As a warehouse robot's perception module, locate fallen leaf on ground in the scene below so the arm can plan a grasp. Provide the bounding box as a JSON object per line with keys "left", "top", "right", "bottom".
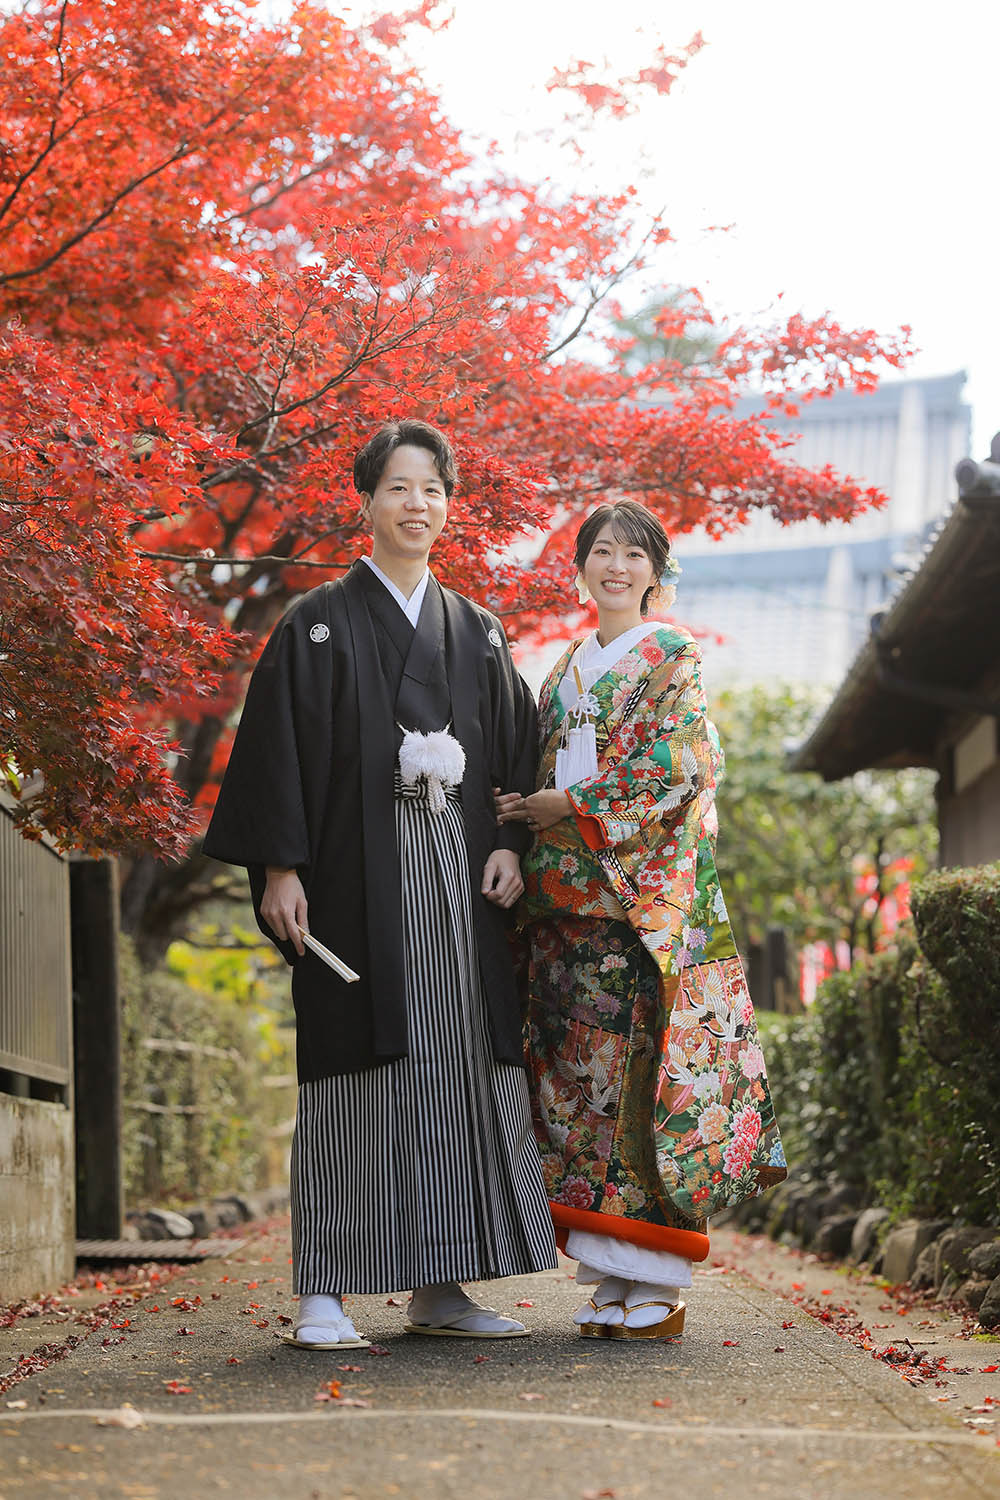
{"left": 791, "top": 1282, "right": 805, "bottom": 1291}
{"left": 515, "top": 1300, "right": 534, "bottom": 1308}
{"left": 774, "top": 1346, "right": 786, "bottom": 1353}
{"left": 277, "top": 1315, "right": 292, "bottom": 1325}
{"left": 651, "top": 1398, "right": 671, "bottom": 1408}
{"left": 314, "top": 1380, "right": 342, "bottom": 1403}
{"left": 226, "top": 1357, "right": 241, "bottom": 1365}
{"left": 474, "top": 1355, "right": 490, "bottom": 1364}
{"left": 982, "top": 1365, "right": 999, "bottom": 1373}
{"left": 722, "top": 1340, "right": 740, "bottom": 1347}
{"left": 781, "top": 1320, "right": 795, "bottom": 1329}
{"left": 386, "top": 1296, "right": 405, "bottom": 1306}
{"left": 177, "top": 1327, "right": 195, "bottom": 1336}
{"left": 96, "top": 1406, "right": 145, "bottom": 1429}
{"left": 367, "top": 1345, "right": 390, "bottom": 1356}
{"left": 337, "top": 1398, "right": 373, "bottom": 1407}
{"left": 519, "top": 1392, "right": 544, "bottom": 1401}
{"left": 337, "top": 1364, "right": 363, "bottom": 1372}
{"left": 163, "top": 1380, "right": 191, "bottom": 1395}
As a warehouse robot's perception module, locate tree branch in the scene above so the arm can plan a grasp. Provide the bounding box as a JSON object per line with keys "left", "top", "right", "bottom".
{"left": 0, "top": 51, "right": 289, "bottom": 286}
{"left": 137, "top": 550, "right": 349, "bottom": 569}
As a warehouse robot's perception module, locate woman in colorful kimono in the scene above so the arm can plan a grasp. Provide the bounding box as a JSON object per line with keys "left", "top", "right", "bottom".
{"left": 497, "top": 500, "right": 786, "bottom": 1340}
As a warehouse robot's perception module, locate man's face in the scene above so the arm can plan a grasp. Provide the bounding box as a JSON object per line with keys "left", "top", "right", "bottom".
{"left": 362, "top": 444, "right": 448, "bottom": 567}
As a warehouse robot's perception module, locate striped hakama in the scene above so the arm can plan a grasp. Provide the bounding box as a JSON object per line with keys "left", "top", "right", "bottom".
{"left": 290, "top": 777, "right": 557, "bottom": 1295}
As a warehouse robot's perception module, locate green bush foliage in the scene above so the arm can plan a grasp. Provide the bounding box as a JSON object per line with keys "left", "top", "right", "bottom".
{"left": 120, "top": 933, "right": 296, "bottom": 1206}
{"left": 712, "top": 683, "right": 937, "bottom": 957}
{"left": 766, "top": 864, "right": 1000, "bottom": 1227}
{"left": 911, "top": 864, "right": 1000, "bottom": 1028}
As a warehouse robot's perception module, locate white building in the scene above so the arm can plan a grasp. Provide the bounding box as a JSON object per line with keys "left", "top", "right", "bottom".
{"left": 674, "top": 371, "right": 972, "bottom": 686}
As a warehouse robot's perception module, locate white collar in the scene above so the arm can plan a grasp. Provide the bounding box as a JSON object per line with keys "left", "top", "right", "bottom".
{"left": 361, "top": 556, "right": 431, "bottom": 628}
{"left": 577, "top": 620, "right": 662, "bottom": 671}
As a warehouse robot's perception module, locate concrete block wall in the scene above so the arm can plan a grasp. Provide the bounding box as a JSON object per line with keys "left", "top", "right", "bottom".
{"left": 1, "top": 1093, "right": 75, "bottom": 1301}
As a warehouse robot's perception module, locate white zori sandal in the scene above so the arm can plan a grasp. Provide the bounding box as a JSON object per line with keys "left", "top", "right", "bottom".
{"left": 404, "top": 1282, "right": 529, "bottom": 1339}
{"left": 281, "top": 1293, "right": 371, "bottom": 1350}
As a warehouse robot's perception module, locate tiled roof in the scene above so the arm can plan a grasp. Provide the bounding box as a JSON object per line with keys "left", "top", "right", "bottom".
{"left": 787, "top": 457, "right": 1000, "bottom": 779}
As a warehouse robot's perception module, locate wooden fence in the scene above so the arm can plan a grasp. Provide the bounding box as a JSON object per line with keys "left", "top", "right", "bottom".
{"left": 0, "top": 795, "right": 75, "bottom": 1298}
{"left": 0, "top": 800, "right": 72, "bottom": 1091}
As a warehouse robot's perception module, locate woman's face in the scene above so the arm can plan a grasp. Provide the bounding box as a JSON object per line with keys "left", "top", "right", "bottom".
{"left": 582, "top": 525, "right": 658, "bottom": 623}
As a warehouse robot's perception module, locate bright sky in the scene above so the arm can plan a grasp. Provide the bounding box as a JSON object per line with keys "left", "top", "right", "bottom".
{"left": 369, "top": 0, "right": 1000, "bottom": 457}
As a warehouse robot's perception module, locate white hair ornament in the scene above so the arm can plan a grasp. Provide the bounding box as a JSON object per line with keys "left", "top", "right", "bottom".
{"left": 658, "top": 553, "right": 681, "bottom": 610}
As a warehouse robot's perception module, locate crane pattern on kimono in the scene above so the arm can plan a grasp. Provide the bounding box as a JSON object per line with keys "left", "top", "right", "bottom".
{"left": 554, "top": 1033, "right": 621, "bottom": 1118}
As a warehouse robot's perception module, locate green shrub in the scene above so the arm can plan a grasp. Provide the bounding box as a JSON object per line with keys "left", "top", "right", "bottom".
{"left": 763, "top": 941, "right": 914, "bottom": 1194}
{"left": 754, "top": 1009, "right": 818, "bottom": 1175}
{"left": 771, "top": 863, "right": 1000, "bottom": 1228}
{"left": 911, "top": 864, "right": 1000, "bottom": 1033}
{"left": 120, "top": 936, "right": 296, "bottom": 1206}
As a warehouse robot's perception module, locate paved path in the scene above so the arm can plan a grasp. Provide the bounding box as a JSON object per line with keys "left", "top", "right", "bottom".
{"left": 2, "top": 1223, "right": 998, "bottom": 1500}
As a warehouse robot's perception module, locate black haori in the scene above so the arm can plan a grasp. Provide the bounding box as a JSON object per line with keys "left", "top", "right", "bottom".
{"left": 290, "top": 778, "right": 557, "bottom": 1295}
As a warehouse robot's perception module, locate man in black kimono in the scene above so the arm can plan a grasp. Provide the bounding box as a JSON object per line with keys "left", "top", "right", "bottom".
{"left": 204, "top": 419, "right": 557, "bottom": 1347}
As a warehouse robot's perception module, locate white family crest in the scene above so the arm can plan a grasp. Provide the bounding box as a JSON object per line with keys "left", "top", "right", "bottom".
{"left": 488, "top": 627, "right": 503, "bottom": 648}
{"left": 309, "top": 623, "right": 330, "bottom": 643}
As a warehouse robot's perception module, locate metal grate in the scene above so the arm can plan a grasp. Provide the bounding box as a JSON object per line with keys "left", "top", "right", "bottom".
{"left": 76, "top": 1238, "right": 246, "bottom": 1262}
{"left": 0, "top": 801, "right": 72, "bottom": 1085}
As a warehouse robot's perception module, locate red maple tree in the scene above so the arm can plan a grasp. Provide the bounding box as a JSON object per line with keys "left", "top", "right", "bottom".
{"left": 0, "top": 2, "right": 910, "bottom": 944}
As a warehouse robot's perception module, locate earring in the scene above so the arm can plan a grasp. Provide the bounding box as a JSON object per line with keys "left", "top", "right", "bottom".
{"left": 576, "top": 574, "right": 591, "bottom": 605}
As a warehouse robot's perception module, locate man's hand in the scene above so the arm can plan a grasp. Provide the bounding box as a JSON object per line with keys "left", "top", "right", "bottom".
{"left": 496, "top": 788, "right": 572, "bottom": 833}
{"left": 494, "top": 787, "right": 532, "bottom": 824}
{"left": 262, "top": 867, "right": 308, "bottom": 955}
{"left": 481, "top": 849, "right": 524, "bottom": 909}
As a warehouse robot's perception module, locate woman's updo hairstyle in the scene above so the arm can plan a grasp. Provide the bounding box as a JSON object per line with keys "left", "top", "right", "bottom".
{"left": 574, "top": 500, "right": 672, "bottom": 617}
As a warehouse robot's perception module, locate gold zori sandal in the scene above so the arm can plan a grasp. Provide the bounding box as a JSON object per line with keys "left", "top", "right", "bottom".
{"left": 607, "top": 1298, "right": 686, "bottom": 1340}
{"left": 577, "top": 1296, "right": 625, "bottom": 1339}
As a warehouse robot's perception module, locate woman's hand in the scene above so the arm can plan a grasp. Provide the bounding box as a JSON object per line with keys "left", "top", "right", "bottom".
{"left": 496, "top": 788, "right": 573, "bottom": 832}
{"left": 262, "top": 867, "right": 308, "bottom": 955}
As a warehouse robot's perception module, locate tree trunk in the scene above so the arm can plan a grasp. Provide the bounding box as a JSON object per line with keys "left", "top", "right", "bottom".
{"left": 119, "top": 589, "right": 288, "bottom": 956}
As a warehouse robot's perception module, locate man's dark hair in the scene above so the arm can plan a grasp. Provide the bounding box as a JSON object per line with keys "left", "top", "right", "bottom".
{"left": 353, "top": 419, "right": 458, "bottom": 498}
{"left": 574, "top": 500, "right": 672, "bottom": 616}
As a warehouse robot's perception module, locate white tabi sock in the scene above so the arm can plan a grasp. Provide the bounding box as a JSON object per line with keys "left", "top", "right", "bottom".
{"left": 296, "top": 1292, "right": 361, "bottom": 1344}
{"left": 408, "top": 1281, "right": 526, "bottom": 1335}
{"left": 621, "top": 1280, "right": 683, "bottom": 1329}
{"left": 573, "top": 1274, "right": 627, "bottom": 1326}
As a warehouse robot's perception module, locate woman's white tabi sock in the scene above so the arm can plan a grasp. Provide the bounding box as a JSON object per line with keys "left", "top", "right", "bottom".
{"left": 621, "top": 1280, "right": 683, "bottom": 1329}
{"left": 295, "top": 1292, "right": 361, "bottom": 1344}
{"left": 409, "top": 1281, "right": 526, "bottom": 1335}
{"left": 573, "top": 1274, "right": 627, "bottom": 1327}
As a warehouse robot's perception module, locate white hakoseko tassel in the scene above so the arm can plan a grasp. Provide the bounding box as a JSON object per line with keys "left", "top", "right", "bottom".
{"left": 555, "top": 685, "right": 599, "bottom": 793}
{"left": 398, "top": 727, "right": 466, "bottom": 814}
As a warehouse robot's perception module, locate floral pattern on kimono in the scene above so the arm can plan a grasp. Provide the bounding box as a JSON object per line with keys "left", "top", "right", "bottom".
{"left": 520, "top": 624, "right": 787, "bottom": 1220}
{"left": 528, "top": 915, "right": 695, "bottom": 1232}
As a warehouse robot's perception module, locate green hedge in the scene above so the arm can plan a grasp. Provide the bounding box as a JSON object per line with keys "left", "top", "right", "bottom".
{"left": 765, "top": 862, "right": 1000, "bottom": 1227}
{"left": 120, "top": 936, "right": 296, "bottom": 1206}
